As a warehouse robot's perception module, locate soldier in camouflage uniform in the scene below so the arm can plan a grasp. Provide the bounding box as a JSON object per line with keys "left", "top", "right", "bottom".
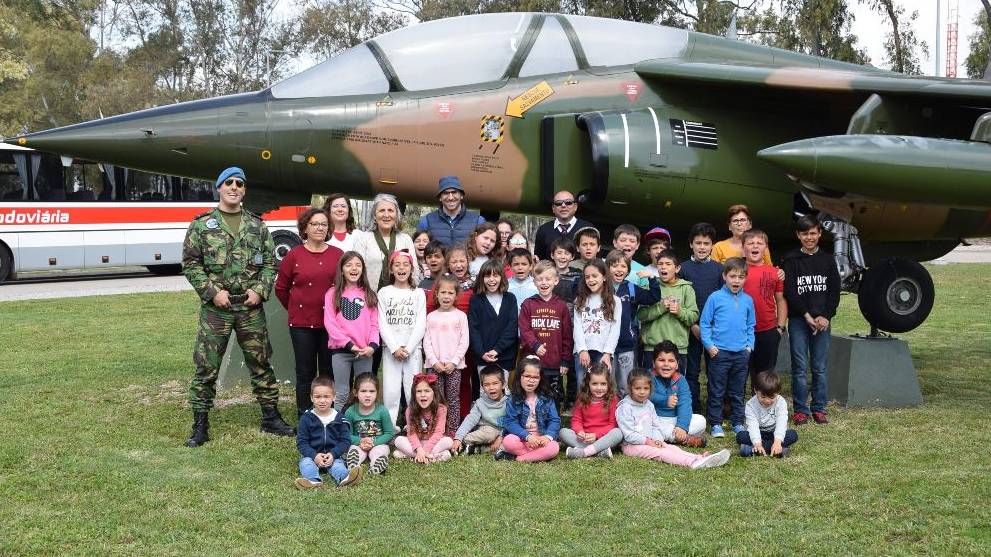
{"left": 181, "top": 166, "right": 295, "bottom": 447}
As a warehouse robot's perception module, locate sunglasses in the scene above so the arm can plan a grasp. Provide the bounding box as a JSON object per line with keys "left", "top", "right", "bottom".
{"left": 223, "top": 178, "right": 245, "bottom": 188}
{"left": 552, "top": 200, "right": 575, "bottom": 207}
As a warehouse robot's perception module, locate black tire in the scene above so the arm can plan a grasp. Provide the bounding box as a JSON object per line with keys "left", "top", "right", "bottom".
{"left": 0, "top": 242, "right": 12, "bottom": 283}
{"left": 271, "top": 230, "right": 302, "bottom": 263}
{"left": 857, "top": 258, "right": 934, "bottom": 333}
{"left": 146, "top": 264, "right": 182, "bottom": 276}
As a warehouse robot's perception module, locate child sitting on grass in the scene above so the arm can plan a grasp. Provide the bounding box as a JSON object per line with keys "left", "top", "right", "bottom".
{"left": 295, "top": 376, "right": 362, "bottom": 489}
{"left": 560, "top": 362, "right": 623, "bottom": 459}
{"left": 343, "top": 373, "right": 394, "bottom": 475}
{"left": 649, "top": 341, "right": 707, "bottom": 448}
{"left": 495, "top": 356, "right": 562, "bottom": 462}
{"left": 739, "top": 371, "right": 798, "bottom": 458}
{"left": 453, "top": 365, "right": 507, "bottom": 455}
{"left": 617, "top": 369, "right": 730, "bottom": 470}
{"left": 393, "top": 374, "right": 454, "bottom": 463}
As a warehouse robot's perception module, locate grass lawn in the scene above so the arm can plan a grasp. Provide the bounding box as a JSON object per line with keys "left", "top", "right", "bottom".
{"left": 2, "top": 264, "right": 989, "bottom": 556}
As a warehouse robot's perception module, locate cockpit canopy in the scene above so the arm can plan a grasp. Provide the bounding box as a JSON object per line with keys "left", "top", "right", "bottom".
{"left": 270, "top": 13, "right": 688, "bottom": 99}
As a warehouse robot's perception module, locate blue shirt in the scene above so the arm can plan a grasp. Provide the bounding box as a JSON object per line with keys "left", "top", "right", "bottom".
{"left": 699, "top": 285, "right": 755, "bottom": 352}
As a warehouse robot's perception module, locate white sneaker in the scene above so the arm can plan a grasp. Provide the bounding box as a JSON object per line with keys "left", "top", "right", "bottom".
{"left": 566, "top": 447, "right": 584, "bottom": 459}
{"left": 596, "top": 447, "right": 613, "bottom": 459}
{"left": 392, "top": 449, "right": 407, "bottom": 459}
{"left": 691, "top": 449, "right": 731, "bottom": 470}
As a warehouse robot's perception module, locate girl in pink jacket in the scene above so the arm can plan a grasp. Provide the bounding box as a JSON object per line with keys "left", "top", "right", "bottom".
{"left": 393, "top": 374, "right": 453, "bottom": 463}
{"left": 424, "top": 274, "right": 470, "bottom": 436}
{"left": 324, "top": 251, "right": 380, "bottom": 410}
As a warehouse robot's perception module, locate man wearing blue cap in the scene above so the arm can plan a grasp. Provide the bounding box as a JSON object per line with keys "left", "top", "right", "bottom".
{"left": 417, "top": 176, "right": 485, "bottom": 247}
{"left": 180, "top": 167, "right": 295, "bottom": 447}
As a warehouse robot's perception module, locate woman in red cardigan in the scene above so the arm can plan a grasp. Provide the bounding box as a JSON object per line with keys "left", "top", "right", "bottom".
{"left": 275, "top": 207, "right": 343, "bottom": 416}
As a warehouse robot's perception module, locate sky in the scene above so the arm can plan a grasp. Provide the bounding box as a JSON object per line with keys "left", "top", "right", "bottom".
{"left": 269, "top": 1, "right": 991, "bottom": 78}
{"left": 849, "top": 0, "right": 986, "bottom": 77}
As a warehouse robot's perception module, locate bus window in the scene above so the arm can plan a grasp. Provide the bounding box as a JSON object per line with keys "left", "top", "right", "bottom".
{"left": 32, "top": 155, "right": 66, "bottom": 201}
{"left": 0, "top": 162, "right": 25, "bottom": 200}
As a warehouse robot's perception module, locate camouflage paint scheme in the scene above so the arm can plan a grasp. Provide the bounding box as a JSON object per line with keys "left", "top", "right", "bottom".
{"left": 10, "top": 13, "right": 991, "bottom": 260}
{"left": 182, "top": 207, "right": 279, "bottom": 409}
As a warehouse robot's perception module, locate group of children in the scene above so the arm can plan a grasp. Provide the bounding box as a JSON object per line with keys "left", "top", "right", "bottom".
{"left": 297, "top": 209, "right": 840, "bottom": 488}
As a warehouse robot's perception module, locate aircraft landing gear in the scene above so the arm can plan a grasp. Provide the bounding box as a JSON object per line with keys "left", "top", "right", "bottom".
{"left": 820, "top": 215, "right": 934, "bottom": 334}
{"left": 271, "top": 230, "right": 302, "bottom": 263}
{"left": 856, "top": 258, "right": 934, "bottom": 334}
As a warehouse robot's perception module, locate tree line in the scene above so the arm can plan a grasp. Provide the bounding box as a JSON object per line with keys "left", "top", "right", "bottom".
{"left": 2, "top": 0, "right": 990, "bottom": 137}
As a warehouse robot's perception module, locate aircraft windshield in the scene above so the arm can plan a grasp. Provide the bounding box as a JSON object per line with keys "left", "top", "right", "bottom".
{"left": 270, "top": 45, "right": 389, "bottom": 99}
{"left": 519, "top": 15, "right": 577, "bottom": 77}
{"left": 374, "top": 12, "right": 532, "bottom": 91}
{"left": 566, "top": 15, "right": 688, "bottom": 67}
{"left": 269, "top": 13, "right": 691, "bottom": 98}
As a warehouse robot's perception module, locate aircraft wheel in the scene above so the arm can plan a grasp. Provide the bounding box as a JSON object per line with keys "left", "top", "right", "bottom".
{"left": 271, "top": 230, "right": 302, "bottom": 263}
{"left": 0, "top": 242, "right": 12, "bottom": 283}
{"left": 146, "top": 264, "right": 182, "bottom": 276}
{"left": 857, "top": 258, "right": 934, "bottom": 333}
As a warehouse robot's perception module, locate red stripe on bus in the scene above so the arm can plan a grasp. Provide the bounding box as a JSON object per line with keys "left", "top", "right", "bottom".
{"left": 0, "top": 205, "right": 308, "bottom": 226}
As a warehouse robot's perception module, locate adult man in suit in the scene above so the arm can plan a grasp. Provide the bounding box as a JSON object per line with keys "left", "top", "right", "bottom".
{"left": 533, "top": 190, "right": 594, "bottom": 261}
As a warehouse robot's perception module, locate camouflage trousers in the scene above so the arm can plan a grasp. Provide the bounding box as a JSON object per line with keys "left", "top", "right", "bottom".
{"left": 189, "top": 304, "right": 279, "bottom": 411}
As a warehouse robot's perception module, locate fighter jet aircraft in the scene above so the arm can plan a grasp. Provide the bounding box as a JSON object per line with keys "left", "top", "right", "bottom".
{"left": 9, "top": 12, "right": 991, "bottom": 333}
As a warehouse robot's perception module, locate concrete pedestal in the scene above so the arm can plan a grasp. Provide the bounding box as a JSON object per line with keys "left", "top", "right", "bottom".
{"left": 825, "top": 335, "right": 922, "bottom": 407}
{"left": 219, "top": 298, "right": 296, "bottom": 389}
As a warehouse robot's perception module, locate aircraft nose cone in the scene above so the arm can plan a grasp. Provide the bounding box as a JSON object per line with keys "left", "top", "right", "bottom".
{"left": 757, "top": 139, "right": 819, "bottom": 181}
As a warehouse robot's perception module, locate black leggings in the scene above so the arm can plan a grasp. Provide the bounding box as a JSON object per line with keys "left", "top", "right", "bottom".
{"left": 288, "top": 327, "right": 332, "bottom": 415}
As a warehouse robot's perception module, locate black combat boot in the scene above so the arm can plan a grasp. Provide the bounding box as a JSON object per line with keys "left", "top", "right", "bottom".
{"left": 260, "top": 405, "right": 295, "bottom": 436}
{"left": 185, "top": 411, "right": 210, "bottom": 448}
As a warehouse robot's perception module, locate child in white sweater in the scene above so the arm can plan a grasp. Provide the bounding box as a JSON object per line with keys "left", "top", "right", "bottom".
{"left": 739, "top": 371, "right": 798, "bottom": 457}
{"left": 573, "top": 260, "right": 622, "bottom": 389}
{"left": 377, "top": 251, "right": 427, "bottom": 425}
{"left": 617, "top": 369, "right": 729, "bottom": 469}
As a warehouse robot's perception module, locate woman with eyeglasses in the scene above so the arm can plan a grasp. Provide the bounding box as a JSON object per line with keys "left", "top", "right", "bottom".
{"left": 275, "top": 206, "right": 344, "bottom": 416}
{"left": 711, "top": 204, "right": 773, "bottom": 265}
{"left": 322, "top": 193, "right": 356, "bottom": 252}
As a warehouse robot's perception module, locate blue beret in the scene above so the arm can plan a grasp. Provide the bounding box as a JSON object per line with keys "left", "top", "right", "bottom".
{"left": 215, "top": 167, "right": 246, "bottom": 189}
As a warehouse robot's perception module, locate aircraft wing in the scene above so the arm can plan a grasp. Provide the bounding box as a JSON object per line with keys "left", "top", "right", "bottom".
{"left": 635, "top": 59, "right": 991, "bottom": 208}
{"left": 634, "top": 59, "right": 991, "bottom": 102}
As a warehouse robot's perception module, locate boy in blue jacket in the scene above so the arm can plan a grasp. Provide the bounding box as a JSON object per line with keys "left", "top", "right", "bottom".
{"left": 648, "top": 341, "right": 707, "bottom": 447}
{"left": 295, "top": 376, "right": 361, "bottom": 489}
{"left": 606, "top": 249, "right": 660, "bottom": 395}
{"left": 699, "top": 257, "right": 755, "bottom": 438}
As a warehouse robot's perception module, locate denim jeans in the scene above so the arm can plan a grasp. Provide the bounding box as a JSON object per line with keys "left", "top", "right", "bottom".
{"left": 685, "top": 334, "right": 709, "bottom": 414}
{"left": 705, "top": 349, "right": 749, "bottom": 426}
{"left": 574, "top": 350, "right": 603, "bottom": 394}
{"left": 789, "top": 317, "right": 831, "bottom": 414}
{"left": 736, "top": 429, "right": 798, "bottom": 453}
{"left": 298, "top": 456, "right": 348, "bottom": 484}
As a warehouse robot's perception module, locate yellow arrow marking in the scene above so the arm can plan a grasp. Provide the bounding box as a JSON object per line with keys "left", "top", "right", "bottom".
{"left": 505, "top": 81, "right": 554, "bottom": 118}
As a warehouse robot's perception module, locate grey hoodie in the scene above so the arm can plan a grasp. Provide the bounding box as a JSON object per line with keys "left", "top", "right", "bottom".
{"left": 616, "top": 395, "right": 664, "bottom": 446}
{"left": 454, "top": 394, "right": 508, "bottom": 440}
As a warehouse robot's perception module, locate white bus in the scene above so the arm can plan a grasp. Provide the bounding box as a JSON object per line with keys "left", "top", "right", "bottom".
{"left": 0, "top": 145, "right": 306, "bottom": 282}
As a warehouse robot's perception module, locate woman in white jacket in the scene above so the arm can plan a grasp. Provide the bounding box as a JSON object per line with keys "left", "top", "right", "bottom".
{"left": 377, "top": 250, "right": 427, "bottom": 425}
{"left": 353, "top": 193, "right": 422, "bottom": 291}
